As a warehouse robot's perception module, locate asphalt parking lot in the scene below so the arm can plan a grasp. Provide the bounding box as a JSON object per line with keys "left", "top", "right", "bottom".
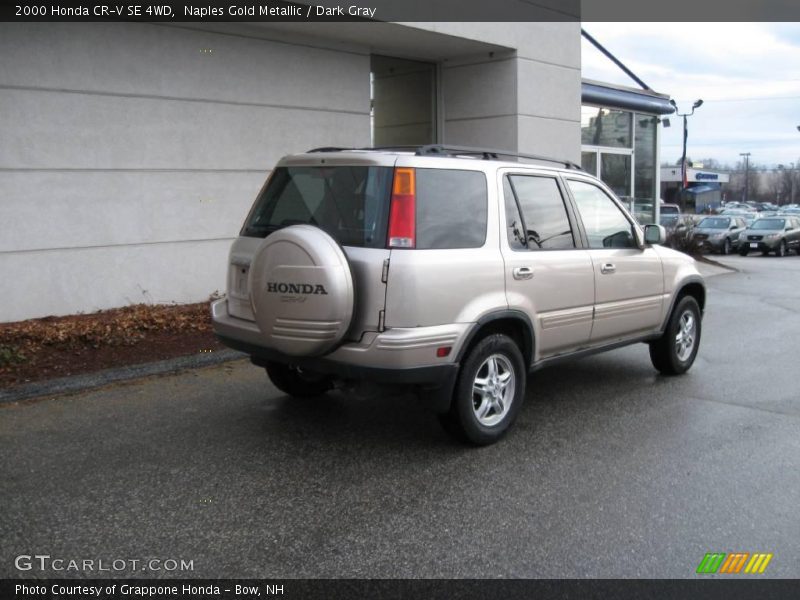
{"left": 2, "top": 254, "right": 799, "bottom": 579}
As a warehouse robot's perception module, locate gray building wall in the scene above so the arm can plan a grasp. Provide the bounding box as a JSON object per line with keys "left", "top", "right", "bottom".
{"left": 0, "top": 21, "right": 580, "bottom": 322}
{"left": 433, "top": 22, "right": 581, "bottom": 160}
{"left": 0, "top": 23, "right": 370, "bottom": 322}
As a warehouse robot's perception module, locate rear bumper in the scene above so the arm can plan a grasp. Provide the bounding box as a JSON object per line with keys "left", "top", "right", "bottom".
{"left": 211, "top": 298, "right": 464, "bottom": 411}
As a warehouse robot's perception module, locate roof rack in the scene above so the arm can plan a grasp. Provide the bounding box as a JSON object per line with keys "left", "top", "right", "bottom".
{"left": 307, "top": 145, "right": 422, "bottom": 153}
{"left": 307, "top": 147, "right": 349, "bottom": 153}
{"left": 305, "top": 145, "right": 582, "bottom": 170}
{"left": 415, "top": 145, "right": 583, "bottom": 170}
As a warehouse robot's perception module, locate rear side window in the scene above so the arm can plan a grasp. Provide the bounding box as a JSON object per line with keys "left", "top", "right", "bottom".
{"left": 504, "top": 175, "right": 575, "bottom": 250}
{"left": 242, "top": 166, "right": 393, "bottom": 248}
{"left": 415, "top": 169, "right": 487, "bottom": 249}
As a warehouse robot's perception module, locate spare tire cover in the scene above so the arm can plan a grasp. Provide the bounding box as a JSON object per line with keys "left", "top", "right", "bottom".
{"left": 249, "top": 225, "right": 355, "bottom": 357}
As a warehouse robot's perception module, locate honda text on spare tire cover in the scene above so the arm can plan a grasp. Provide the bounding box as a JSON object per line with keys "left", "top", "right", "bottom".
{"left": 212, "top": 145, "right": 706, "bottom": 445}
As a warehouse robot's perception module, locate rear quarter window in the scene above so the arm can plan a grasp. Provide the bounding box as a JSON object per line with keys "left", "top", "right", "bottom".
{"left": 415, "top": 169, "right": 488, "bottom": 249}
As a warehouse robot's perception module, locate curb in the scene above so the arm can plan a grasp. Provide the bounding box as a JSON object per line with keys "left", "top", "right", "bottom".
{"left": 0, "top": 349, "right": 247, "bottom": 404}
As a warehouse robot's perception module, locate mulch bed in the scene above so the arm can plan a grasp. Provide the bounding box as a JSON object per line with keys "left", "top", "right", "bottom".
{"left": 0, "top": 302, "right": 225, "bottom": 388}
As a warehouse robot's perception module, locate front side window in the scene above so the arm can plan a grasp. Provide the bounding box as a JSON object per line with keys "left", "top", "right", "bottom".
{"left": 567, "top": 180, "right": 637, "bottom": 249}
{"left": 504, "top": 175, "right": 575, "bottom": 250}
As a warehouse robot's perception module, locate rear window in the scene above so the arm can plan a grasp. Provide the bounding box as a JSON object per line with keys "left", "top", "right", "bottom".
{"left": 242, "top": 166, "right": 393, "bottom": 248}
{"left": 415, "top": 169, "right": 487, "bottom": 249}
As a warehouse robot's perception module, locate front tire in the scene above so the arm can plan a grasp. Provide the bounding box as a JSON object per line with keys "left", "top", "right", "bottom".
{"left": 439, "top": 334, "right": 526, "bottom": 445}
{"left": 649, "top": 296, "right": 702, "bottom": 375}
{"left": 777, "top": 240, "right": 787, "bottom": 257}
{"left": 723, "top": 238, "right": 731, "bottom": 255}
{"left": 265, "top": 362, "right": 333, "bottom": 397}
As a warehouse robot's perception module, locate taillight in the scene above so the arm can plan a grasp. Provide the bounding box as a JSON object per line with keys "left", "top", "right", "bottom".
{"left": 388, "top": 167, "right": 416, "bottom": 248}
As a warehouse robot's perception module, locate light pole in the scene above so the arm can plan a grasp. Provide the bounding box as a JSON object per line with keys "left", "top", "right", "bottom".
{"left": 740, "top": 152, "right": 751, "bottom": 203}
{"left": 669, "top": 98, "right": 703, "bottom": 210}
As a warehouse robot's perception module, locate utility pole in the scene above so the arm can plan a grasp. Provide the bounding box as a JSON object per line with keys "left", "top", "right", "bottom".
{"left": 739, "top": 152, "right": 751, "bottom": 203}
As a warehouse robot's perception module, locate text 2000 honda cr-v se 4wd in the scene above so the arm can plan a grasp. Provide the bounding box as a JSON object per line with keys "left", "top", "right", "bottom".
{"left": 212, "top": 146, "right": 705, "bottom": 445}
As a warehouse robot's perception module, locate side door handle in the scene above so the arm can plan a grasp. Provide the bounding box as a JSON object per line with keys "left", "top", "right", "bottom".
{"left": 512, "top": 267, "right": 534, "bottom": 280}
{"left": 600, "top": 263, "right": 616, "bottom": 274}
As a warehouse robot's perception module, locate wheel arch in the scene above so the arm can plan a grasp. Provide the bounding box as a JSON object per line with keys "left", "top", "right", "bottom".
{"left": 660, "top": 278, "right": 706, "bottom": 333}
{"left": 456, "top": 310, "right": 535, "bottom": 369}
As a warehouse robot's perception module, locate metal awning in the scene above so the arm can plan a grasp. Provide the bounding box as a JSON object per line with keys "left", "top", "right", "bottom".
{"left": 582, "top": 82, "right": 675, "bottom": 116}
{"left": 685, "top": 185, "right": 719, "bottom": 195}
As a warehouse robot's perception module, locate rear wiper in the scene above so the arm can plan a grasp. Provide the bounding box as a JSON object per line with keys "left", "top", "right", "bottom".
{"left": 243, "top": 224, "right": 279, "bottom": 236}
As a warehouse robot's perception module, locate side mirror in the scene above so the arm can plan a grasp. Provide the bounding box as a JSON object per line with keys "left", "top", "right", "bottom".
{"left": 644, "top": 224, "right": 666, "bottom": 245}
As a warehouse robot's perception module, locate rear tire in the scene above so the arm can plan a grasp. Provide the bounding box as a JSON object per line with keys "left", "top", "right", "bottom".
{"left": 265, "top": 362, "right": 333, "bottom": 397}
{"left": 649, "top": 296, "right": 701, "bottom": 375}
{"left": 439, "top": 334, "right": 526, "bottom": 445}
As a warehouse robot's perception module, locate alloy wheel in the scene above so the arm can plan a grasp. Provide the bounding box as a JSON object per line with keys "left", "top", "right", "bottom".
{"left": 675, "top": 310, "right": 697, "bottom": 362}
{"left": 471, "top": 354, "right": 515, "bottom": 427}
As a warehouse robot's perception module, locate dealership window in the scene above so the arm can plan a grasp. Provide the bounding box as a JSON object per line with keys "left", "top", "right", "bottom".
{"left": 581, "top": 105, "right": 659, "bottom": 224}
{"left": 370, "top": 55, "right": 437, "bottom": 147}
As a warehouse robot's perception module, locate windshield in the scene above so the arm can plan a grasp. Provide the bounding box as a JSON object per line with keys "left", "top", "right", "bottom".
{"left": 242, "top": 166, "right": 393, "bottom": 247}
{"left": 751, "top": 219, "right": 785, "bottom": 230}
{"left": 698, "top": 218, "right": 730, "bottom": 229}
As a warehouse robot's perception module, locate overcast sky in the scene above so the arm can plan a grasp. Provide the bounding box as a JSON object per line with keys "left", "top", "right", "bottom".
{"left": 581, "top": 23, "right": 800, "bottom": 169}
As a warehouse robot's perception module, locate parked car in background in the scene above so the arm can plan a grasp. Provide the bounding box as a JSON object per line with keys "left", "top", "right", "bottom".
{"left": 738, "top": 217, "right": 800, "bottom": 256}
{"left": 660, "top": 203, "right": 681, "bottom": 217}
{"left": 691, "top": 216, "right": 747, "bottom": 254}
{"left": 660, "top": 214, "right": 694, "bottom": 249}
{"left": 722, "top": 202, "right": 750, "bottom": 211}
{"left": 719, "top": 208, "right": 758, "bottom": 226}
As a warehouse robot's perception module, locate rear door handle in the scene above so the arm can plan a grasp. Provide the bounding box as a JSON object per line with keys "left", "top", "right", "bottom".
{"left": 601, "top": 263, "right": 616, "bottom": 274}
{"left": 513, "top": 267, "right": 534, "bottom": 280}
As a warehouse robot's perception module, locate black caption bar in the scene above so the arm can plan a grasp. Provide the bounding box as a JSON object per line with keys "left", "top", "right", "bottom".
{"left": 3, "top": 579, "right": 800, "bottom": 600}
{"left": 5, "top": 0, "right": 800, "bottom": 22}
{"left": 2, "top": 0, "right": 579, "bottom": 22}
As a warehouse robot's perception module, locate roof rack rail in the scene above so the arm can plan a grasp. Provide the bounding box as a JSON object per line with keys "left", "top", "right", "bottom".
{"left": 415, "top": 144, "right": 583, "bottom": 170}
{"left": 307, "top": 145, "right": 424, "bottom": 153}
{"left": 305, "top": 145, "right": 583, "bottom": 170}
{"left": 307, "top": 147, "right": 349, "bottom": 153}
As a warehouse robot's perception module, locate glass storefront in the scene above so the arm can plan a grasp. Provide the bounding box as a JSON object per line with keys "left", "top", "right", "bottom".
{"left": 581, "top": 105, "right": 659, "bottom": 224}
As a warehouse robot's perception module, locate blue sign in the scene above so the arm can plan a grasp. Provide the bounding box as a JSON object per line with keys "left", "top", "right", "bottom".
{"left": 696, "top": 172, "right": 719, "bottom": 181}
